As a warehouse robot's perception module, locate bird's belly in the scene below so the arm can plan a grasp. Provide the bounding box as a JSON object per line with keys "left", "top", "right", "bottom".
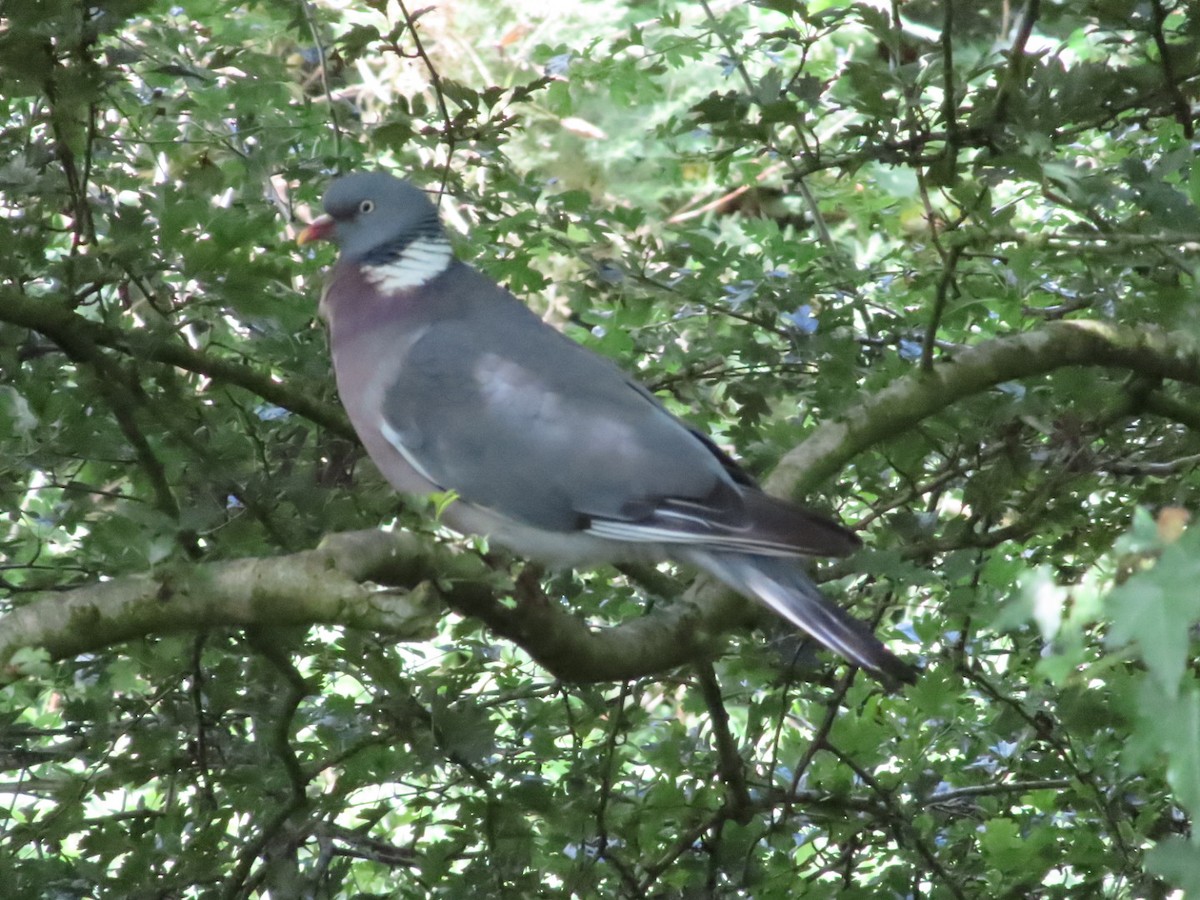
{"left": 443, "top": 502, "right": 660, "bottom": 568}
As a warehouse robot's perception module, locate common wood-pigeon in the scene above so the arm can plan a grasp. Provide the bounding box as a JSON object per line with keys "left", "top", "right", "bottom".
{"left": 299, "top": 172, "right": 914, "bottom": 686}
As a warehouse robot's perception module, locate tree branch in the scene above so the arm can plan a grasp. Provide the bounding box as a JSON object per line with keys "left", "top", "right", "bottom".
{"left": 0, "top": 529, "right": 745, "bottom": 684}
{"left": 0, "top": 286, "right": 353, "bottom": 439}
{"left": 770, "top": 320, "right": 1200, "bottom": 498}
{"left": 0, "top": 530, "right": 441, "bottom": 679}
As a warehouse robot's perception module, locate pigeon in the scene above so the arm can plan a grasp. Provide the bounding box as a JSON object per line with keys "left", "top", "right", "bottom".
{"left": 299, "top": 172, "right": 914, "bottom": 686}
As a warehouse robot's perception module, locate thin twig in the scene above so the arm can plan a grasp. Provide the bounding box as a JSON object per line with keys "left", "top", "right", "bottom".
{"left": 992, "top": 0, "right": 1041, "bottom": 125}
{"left": 695, "top": 663, "right": 752, "bottom": 824}
{"left": 920, "top": 242, "right": 963, "bottom": 371}
{"left": 298, "top": 0, "right": 343, "bottom": 160}
{"left": 395, "top": 0, "right": 456, "bottom": 183}
{"left": 1149, "top": 0, "right": 1193, "bottom": 138}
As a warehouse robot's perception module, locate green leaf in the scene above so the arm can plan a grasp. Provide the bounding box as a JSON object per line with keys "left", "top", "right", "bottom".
{"left": 1145, "top": 837, "right": 1200, "bottom": 894}
{"left": 1107, "top": 526, "right": 1200, "bottom": 696}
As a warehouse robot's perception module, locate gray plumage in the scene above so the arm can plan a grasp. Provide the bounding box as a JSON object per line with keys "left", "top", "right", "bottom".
{"left": 303, "top": 171, "right": 915, "bottom": 687}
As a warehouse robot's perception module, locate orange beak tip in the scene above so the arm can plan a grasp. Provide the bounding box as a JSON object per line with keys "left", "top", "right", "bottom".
{"left": 297, "top": 215, "right": 334, "bottom": 246}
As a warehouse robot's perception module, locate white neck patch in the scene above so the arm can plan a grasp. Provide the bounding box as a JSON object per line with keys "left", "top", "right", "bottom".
{"left": 362, "top": 237, "right": 454, "bottom": 292}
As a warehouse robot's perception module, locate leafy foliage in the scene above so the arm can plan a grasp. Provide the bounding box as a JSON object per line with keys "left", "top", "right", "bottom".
{"left": 1, "top": 0, "right": 1199, "bottom": 896}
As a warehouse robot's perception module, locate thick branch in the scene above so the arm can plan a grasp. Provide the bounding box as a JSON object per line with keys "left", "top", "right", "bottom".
{"left": 445, "top": 570, "right": 739, "bottom": 682}
{"left": 0, "top": 530, "right": 440, "bottom": 679}
{"left": 0, "top": 529, "right": 741, "bottom": 684}
{"left": 771, "top": 320, "right": 1200, "bottom": 497}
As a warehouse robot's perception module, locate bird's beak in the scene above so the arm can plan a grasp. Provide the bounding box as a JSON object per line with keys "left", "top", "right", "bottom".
{"left": 297, "top": 214, "right": 334, "bottom": 245}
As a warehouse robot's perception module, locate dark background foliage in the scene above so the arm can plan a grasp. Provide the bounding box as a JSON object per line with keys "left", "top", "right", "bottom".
{"left": 2, "top": 0, "right": 1199, "bottom": 896}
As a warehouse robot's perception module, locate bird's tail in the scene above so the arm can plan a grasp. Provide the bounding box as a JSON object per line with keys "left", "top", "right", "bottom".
{"left": 682, "top": 549, "right": 916, "bottom": 688}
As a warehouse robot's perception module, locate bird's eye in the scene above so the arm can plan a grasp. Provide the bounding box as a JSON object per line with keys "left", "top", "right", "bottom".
{"left": 359, "top": 199, "right": 375, "bottom": 214}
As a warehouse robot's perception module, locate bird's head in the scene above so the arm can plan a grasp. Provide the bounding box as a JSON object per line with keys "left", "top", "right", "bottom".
{"left": 298, "top": 172, "right": 443, "bottom": 264}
